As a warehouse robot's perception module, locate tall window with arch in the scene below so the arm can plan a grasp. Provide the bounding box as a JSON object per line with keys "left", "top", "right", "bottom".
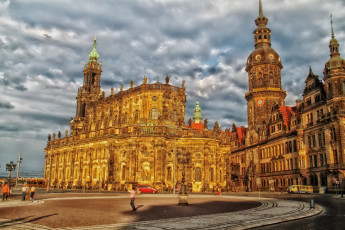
{"left": 171, "top": 110, "right": 176, "bottom": 121}
{"left": 134, "top": 110, "right": 139, "bottom": 122}
{"left": 195, "top": 167, "right": 202, "bottom": 181}
{"left": 328, "top": 83, "right": 333, "bottom": 98}
{"left": 122, "top": 166, "right": 126, "bottom": 180}
{"left": 167, "top": 166, "right": 172, "bottom": 181}
{"left": 210, "top": 168, "right": 214, "bottom": 182}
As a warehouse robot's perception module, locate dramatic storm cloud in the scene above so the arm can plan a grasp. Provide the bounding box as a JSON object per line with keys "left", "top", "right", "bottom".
{"left": 0, "top": 0, "right": 344, "bottom": 176}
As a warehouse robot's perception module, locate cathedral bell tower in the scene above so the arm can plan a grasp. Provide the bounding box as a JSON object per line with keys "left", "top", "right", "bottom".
{"left": 76, "top": 37, "right": 102, "bottom": 118}
{"left": 245, "top": 0, "right": 286, "bottom": 131}
{"left": 323, "top": 15, "right": 345, "bottom": 111}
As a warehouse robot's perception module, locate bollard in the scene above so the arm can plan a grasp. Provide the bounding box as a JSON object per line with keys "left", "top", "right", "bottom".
{"left": 310, "top": 199, "right": 315, "bottom": 208}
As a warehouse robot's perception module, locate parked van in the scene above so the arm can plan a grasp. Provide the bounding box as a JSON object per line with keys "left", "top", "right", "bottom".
{"left": 288, "top": 185, "right": 313, "bottom": 194}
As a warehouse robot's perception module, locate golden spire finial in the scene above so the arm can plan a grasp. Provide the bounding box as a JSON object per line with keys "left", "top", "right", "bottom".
{"left": 259, "top": 0, "right": 263, "bottom": 17}
{"left": 94, "top": 34, "right": 97, "bottom": 41}
{"left": 330, "top": 14, "right": 335, "bottom": 39}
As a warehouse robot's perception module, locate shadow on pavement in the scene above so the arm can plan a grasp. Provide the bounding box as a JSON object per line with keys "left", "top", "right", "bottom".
{"left": 24, "top": 213, "right": 58, "bottom": 223}
{"left": 136, "top": 204, "right": 144, "bottom": 210}
{"left": 122, "top": 200, "right": 260, "bottom": 222}
{"left": 0, "top": 214, "right": 58, "bottom": 228}
{"left": 0, "top": 216, "right": 34, "bottom": 226}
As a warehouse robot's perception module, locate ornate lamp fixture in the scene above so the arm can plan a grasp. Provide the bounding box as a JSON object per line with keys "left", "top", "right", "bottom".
{"left": 177, "top": 150, "right": 190, "bottom": 205}
{"left": 6, "top": 161, "right": 16, "bottom": 182}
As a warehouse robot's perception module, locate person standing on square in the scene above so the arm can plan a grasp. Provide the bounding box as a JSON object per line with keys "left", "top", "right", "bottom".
{"left": 21, "top": 184, "right": 28, "bottom": 201}
{"left": 30, "top": 186, "right": 36, "bottom": 202}
{"left": 2, "top": 182, "right": 10, "bottom": 201}
{"left": 128, "top": 187, "right": 137, "bottom": 211}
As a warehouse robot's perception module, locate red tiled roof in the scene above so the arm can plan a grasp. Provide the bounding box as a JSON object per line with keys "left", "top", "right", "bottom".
{"left": 191, "top": 121, "right": 204, "bottom": 130}
{"left": 237, "top": 127, "right": 247, "bottom": 142}
{"left": 229, "top": 126, "right": 247, "bottom": 146}
{"left": 185, "top": 121, "right": 204, "bottom": 133}
{"left": 279, "top": 106, "right": 295, "bottom": 130}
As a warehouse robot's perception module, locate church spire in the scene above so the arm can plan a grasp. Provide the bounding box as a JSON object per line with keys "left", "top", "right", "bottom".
{"left": 259, "top": 0, "right": 263, "bottom": 17}
{"left": 254, "top": 0, "right": 270, "bottom": 48}
{"left": 331, "top": 14, "right": 335, "bottom": 39}
{"left": 329, "top": 14, "right": 340, "bottom": 58}
{"left": 89, "top": 36, "right": 99, "bottom": 62}
{"left": 193, "top": 101, "right": 203, "bottom": 123}
{"left": 255, "top": 0, "right": 268, "bottom": 27}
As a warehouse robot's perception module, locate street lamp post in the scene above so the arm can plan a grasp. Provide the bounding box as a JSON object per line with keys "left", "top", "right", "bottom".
{"left": 177, "top": 151, "right": 190, "bottom": 205}
{"left": 16, "top": 151, "right": 22, "bottom": 188}
{"left": 6, "top": 161, "right": 17, "bottom": 184}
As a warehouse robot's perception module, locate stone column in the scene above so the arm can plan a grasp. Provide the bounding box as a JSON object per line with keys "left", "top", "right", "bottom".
{"left": 317, "top": 172, "right": 321, "bottom": 187}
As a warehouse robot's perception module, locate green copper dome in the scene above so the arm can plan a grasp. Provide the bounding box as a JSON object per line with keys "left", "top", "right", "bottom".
{"left": 89, "top": 37, "right": 99, "bottom": 62}
{"left": 193, "top": 101, "right": 203, "bottom": 123}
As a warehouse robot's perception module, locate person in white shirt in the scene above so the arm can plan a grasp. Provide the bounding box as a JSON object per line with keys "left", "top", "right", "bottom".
{"left": 128, "top": 187, "right": 137, "bottom": 211}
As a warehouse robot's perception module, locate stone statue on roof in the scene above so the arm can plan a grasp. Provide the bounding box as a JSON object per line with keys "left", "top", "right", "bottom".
{"left": 188, "top": 118, "right": 192, "bottom": 128}
{"left": 204, "top": 119, "right": 208, "bottom": 129}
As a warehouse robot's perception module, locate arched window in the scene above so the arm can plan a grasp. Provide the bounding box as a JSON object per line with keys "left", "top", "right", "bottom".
{"left": 74, "top": 168, "right": 78, "bottom": 179}
{"left": 82, "top": 168, "right": 86, "bottom": 179}
{"left": 210, "top": 168, "right": 214, "bottom": 182}
{"left": 167, "top": 167, "right": 172, "bottom": 181}
{"left": 93, "top": 167, "right": 97, "bottom": 178}
{"left": 80, "top": 103, "right": 86, "bottom": 117}
{"left": 114, "top": 115, "right": 118, "bottom": 125}
{"left": 195, "top": 167, "right": 202, "bottom": 181}
{"left": 171, "top": 110, "right": 176, "bottom": 121}
{"left": 122, "top": 166, "right": 126, "bottom": 180}
{"left": 134, "top": 110, "right": 139, "bottom": 122}
{"left": 122, "top": 113, "right": 127, "bottom": 124}
{"left": 328, "top": 83, "right": 333, "bottom": 98}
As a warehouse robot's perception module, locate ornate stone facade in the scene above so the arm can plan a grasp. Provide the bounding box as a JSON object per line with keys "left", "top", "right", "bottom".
{"left": 229, "top": 1, "right": 345, "bottom": 192}
{"left": 44, "top": 38, "right": 230, "bottom": 192}
{"left": 45, "top": 1, "right": 345, "bottom": 192}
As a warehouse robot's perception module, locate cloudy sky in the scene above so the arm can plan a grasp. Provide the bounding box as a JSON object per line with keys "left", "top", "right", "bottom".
{"left": 1, "top": 0, "right": 344, "bottom": 177}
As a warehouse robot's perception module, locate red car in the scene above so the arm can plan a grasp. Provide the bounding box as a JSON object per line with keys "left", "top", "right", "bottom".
{"left": 137, "top": 185, "right": 158, "bottom": 194}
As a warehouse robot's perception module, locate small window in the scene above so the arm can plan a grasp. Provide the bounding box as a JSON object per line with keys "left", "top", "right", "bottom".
{"left": 312, "top": 135, "right": 316, "bottom": 147}
{"left": 315, "top": 94, "right": 321, "bottom": 103}
{"left": 328, "top": 83, "right": 333, "bottom": 97}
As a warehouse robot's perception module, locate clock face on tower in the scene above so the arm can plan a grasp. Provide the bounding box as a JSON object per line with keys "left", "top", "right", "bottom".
{"left": 256, "top": 98, "right": 264, "bottom": 105}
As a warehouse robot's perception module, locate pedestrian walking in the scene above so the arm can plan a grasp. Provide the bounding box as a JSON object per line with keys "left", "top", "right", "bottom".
{"left": 216, "top": 187, "right": 222, "bottom": 196}
{"left": 30, "top": 186, "right": 36, "bottom": 202}
{"left": 21, "top": 184, "right": 28, "bottom": 201}
{"left": 2, "top": 182, "right": 10, "bottom": 201}
{"left": 128, "top": 187, "right": 137, "bottom": 211}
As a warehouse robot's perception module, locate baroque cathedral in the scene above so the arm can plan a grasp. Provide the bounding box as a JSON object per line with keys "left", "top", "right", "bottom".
{"left": 44, "top": 1, "right": 345, "bottom": 192}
